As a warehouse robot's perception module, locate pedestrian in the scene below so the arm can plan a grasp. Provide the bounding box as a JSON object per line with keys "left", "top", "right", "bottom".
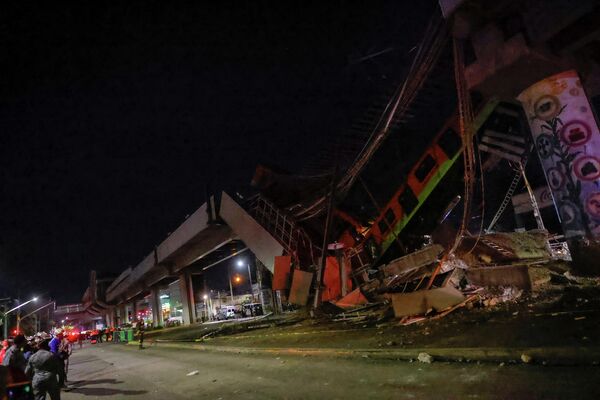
{"left": 23, "top": 339, "right": 35, "bottom": 361}
{"left": 59, "top": 333, "right": 72, "bottom": 386}
{"left": 2, "top": 335, "right": 27, "bottom": 372}
{"left": 49, "top": 329, "right": 69, "bottom": 390}
{"left": 25, "top": 338, "right": 61, "bottom": 400}
{"left": 77, "top": 332, "right": 84, "bottom": 349}
{"left": 0, "top": 340, "right": 9, "bottom": 363}
{"left": 136, "top": 319, "right": 145, "bottom": 350}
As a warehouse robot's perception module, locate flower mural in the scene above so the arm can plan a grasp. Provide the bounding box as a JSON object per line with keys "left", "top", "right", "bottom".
{"left": 518, "top": 70, "right": 600, "bottom": 239}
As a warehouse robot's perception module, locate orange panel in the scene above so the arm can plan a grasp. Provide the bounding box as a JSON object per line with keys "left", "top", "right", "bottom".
{"left": 288, "top": 269, "right": 313, "bottom": 306}
{"left": 321, "top": 257, "right": 353, "bottom": 302}
{"left": 272, "top": 255, "right": 292, "bottom": 291}
{"left": 335, "top": 288, "right": 368, "bottom": 309}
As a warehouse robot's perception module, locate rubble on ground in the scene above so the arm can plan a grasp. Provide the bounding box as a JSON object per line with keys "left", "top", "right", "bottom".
{"left": 417, "top": 352, "right": 434, "bottom": 363}
{"left": 307, "top": 226, "right": 600, "bottom": 332}
{"left": 320, "top": 230, "right": 596, "bottom": 324}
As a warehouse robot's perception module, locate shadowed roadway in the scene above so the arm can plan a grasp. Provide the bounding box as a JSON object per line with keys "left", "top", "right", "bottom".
{"left": 62, "top": 343, "right": 600, "bottom": 399}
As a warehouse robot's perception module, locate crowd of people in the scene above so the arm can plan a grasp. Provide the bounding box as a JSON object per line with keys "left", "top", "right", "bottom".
{"left": 1, "top": 321, "right": 147, "bottom": 399}
{"left": 1, "top": 329, "right": 72, "bottom": 400}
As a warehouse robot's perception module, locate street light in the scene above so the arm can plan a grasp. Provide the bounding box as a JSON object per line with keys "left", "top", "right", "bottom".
{"left": 2, "top": 296, "right": 38, "bottom": 339}
{"left": 17, "top": 301, "right": 55, "bottom": 334}
{"left": 202, "top": 294, "right": 211, "bottom": 321}
{"left": 237, "top": 260, "right": 254, "bottom": 301}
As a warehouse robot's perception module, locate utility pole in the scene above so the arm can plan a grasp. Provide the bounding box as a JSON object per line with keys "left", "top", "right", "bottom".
{"left": 255, "top": 259, "right": 266, "bottom": 312}
{"left": 228, "top": 267, "right": 234, "bottom": 305}
{"left": 313, "top": 167, "right": 338, "bottom": 309}
{"left": 246, "top": 263, "right": 254, "bottom": 302}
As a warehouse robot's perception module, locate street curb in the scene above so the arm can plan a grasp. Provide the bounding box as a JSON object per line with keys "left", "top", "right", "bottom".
{"left": 125, "top": 341, "right": 600, "bottom": 366}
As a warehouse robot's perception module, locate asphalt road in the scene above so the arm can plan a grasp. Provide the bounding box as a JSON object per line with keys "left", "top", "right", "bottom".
{"left": 62, "top": 343, "right": 600, "bottom": 400}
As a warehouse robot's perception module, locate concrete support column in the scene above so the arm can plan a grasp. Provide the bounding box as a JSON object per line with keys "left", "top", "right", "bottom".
{"left": 178, "top": 272, "right": 196, "bottom": 325}
{"left": 131, "top": 300, "right": 138, "bottom": 322}
{"left": 118, "top": 304, "right": 126, "bottom": 326}
{"left": 150, "top": 287, "right": 163, "bottom": 327}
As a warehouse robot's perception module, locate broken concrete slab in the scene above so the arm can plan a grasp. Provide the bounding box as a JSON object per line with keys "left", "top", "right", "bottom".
{"left": 466, "top": 265, "right": 532, "bottom": 290}
{"left": 391, "top": 286, "right": 465, "bottom": 318}
{"left": 381, "top": 244, "right": 444, "bottom": 277}
{"left": 459, "top": 231, "right": 551, "bottom": 264}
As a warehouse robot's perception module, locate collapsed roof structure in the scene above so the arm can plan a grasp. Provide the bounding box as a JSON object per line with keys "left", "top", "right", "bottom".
{"left": 247, "top": 0, "right": 600, "bottom": 319}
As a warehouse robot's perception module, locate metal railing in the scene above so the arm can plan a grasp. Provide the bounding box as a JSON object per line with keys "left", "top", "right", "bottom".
{"left": 547, "top": 235, "right": 572, "bottom": 261}
{"left": 246, "top": 195, "right": 321, "bottom": 266}
{"left": 55, "top": 303, "right": 84, "bottom": 314}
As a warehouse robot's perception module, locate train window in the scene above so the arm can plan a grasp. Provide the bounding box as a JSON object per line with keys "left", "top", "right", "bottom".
{"left": 377, "top": 220, "right": 387, "bottom": 235}
{"left": 437, "top": 128, "right": 462, "bottom": 158}
{"left": 377, "top": 208, "right": 396, "bottom": 234}
{"left": 414, "top": 154, "right": 436, "bottom": 182}
{"left": 398, "top": 187, "right": 418, "bottom": 215}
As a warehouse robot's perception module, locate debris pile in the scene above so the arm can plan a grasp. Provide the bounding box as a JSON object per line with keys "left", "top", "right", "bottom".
{"left": 325, "top": 230, "right": 556, "bottom": 324}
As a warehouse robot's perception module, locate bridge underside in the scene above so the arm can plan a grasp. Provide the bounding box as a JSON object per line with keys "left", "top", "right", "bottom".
{"left": 99, "top": 192, "right": 284, "bottom": 327}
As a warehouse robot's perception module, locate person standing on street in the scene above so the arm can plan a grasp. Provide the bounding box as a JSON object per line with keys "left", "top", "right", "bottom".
{"left": 0, "top": 340, "right": 9, "bottom": 363}
{"left": 49, "top": 329, "right": 69, "bottom": 391}
{"left": 26, "top": 339, "right": 61, "bottom": 400}
{"left": 58, "top": 333, "right": 72, "bottom": 387}
{"left": 1, "top": 335, "right": 26, "bottom": 372}
{"left": 136, "top": 319, "right": 145, "bottom": 350}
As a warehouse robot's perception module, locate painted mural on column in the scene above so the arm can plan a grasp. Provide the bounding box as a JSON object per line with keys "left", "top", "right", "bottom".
{"left": 518, "top": 70, "right": 600, "bottom": 239}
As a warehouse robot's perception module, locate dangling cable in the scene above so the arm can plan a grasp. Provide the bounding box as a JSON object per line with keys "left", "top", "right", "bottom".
{"left": 449, "top": 37, "right": 475, "bottom": 255}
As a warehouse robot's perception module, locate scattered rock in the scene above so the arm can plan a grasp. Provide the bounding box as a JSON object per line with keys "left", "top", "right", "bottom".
{"left": 386, "top": 341, "right": 397, "bottom": 347}
{"left": 521, "top": 354, "right": 533, "bottom": 364}
{"left": 417, "top": 352, "right": 433, "bottom": 364}
{"left": 187, "top": 370, "right": 199, "bottom": 376}
{"left": 499, "top": 362, "right": 505, "bottom": 367}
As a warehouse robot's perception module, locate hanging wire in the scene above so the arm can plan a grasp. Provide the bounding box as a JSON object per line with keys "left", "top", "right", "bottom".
{"left": 449, "top": 37, "right": 475, "bottom": 255}
{"left": 294, "top": 10, "right": 448, "bottom": 222}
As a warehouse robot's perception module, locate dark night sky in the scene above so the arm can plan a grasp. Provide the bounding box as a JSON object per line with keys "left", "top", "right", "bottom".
{"left": 0, "top": 2, "right": 436, "bottom": 303}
